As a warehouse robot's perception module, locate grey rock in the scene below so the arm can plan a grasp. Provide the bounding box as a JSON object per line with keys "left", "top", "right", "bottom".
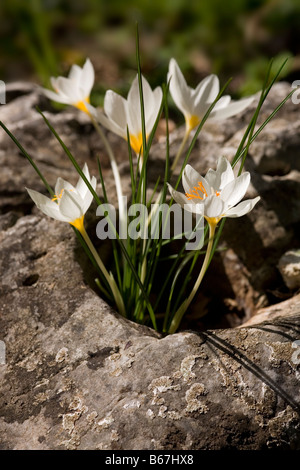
{"left": 278, "top": 250, "right": 300, "bottom": 290}
{"left": 0, "top": 214, "right": 300, "bottom": 450}
{"left": 242, "top": 293, "right": 300, "bottom": 327}
{"left": 0, "top": 81, "right": 300, "bottom": 450}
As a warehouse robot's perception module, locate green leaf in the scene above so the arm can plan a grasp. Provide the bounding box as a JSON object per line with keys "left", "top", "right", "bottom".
{"left": 0, "top": 120, "right": 54, "bottom": 197}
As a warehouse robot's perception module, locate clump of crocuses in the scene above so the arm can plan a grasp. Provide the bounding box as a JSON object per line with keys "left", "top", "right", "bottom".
{"left": 2, "top": 49, "right": 289, "bottom": 334}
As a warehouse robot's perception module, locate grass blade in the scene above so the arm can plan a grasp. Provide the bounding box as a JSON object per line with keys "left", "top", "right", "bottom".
{"left": 0, "top": 120, "right": 54, "bottom": 197}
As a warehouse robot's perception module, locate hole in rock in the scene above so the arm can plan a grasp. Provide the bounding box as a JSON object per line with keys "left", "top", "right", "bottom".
{"left": 74, "top": 211, "right": 296, "bottom": 334}
{"left": 22, "top": 273, "right": 39, "bottom": 286}
{"left": 74, "top": 233, "right": 259, "bottom": 333}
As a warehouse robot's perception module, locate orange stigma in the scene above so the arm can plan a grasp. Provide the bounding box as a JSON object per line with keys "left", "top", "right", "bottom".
{"left": 185, "top": 181, "right": 208, "bottom": 200}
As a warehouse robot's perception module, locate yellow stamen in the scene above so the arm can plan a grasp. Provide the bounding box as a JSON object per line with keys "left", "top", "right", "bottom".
{"left": 70, "top": 215, "right": 85, "bottom": 233}
{"left": 52, "top": 188, "right": 64, "bottom": 202}
{"left": 186, "top": 114, "right": 200, "bottom": 132}
{"left": 129, "top": 132, "right": 146, "bottom": 155}
{"left": 185, "top": 181, "right": 208, "bottom": 200}
{"left": 52, "top": 188, "right": 74, "bottom": 202}
{"left": 75, "top": 96, "right": 90, "bottom": 114}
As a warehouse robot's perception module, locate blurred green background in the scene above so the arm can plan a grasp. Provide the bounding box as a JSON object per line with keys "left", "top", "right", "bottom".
{"left": 0, "top": 0, "right": 300, "bottom": 101}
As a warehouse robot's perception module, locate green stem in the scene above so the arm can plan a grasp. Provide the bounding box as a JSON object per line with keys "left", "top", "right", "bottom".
{"left": 80, "top": 223, "right": 126, "bottom": 317}
{"left": 171, "top": 128, "right": 190, "bottom": 173}
{"left": 168, "top": 221, "right": 216, "bottom": 334}
{"left": 89, "top": 115, "right": 127, "bottom": 242}
{"left": 136, "top": 148, "right": 147, "bottom": 321}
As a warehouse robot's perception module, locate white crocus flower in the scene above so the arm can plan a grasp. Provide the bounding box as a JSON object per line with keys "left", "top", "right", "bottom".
{"left": 41, "top": 59, "right": 95, "bottom": 114}
{"left": 168, "top": 156, "right": 260, "bottom": 227}
{"left": 168, "top": 58, "right": 254, "bottom": 133}
{"left": 42, "top": 59, "right": 126, "bottom": 243}
{"left": 89, "top": 75, "right": 163, "bottom": 155}
{"left": 167, "top": 156, "right": 260, "bottom": 334}
{"left": 26, "top": 163, "right": 96, "bottom": 232}
{"left": 27, "top": 164, "right": 126, "bottom": 317}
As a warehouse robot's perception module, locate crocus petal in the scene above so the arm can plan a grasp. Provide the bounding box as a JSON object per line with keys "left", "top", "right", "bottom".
{"left": 182, "top": 165, "right": 202, "bottom": 191}
{"left": 204, "top": 195, "right": 225, "bottom": 218}
{"left": 26, "top": 188, "right": 51, "bottom": 207}
{"left": 193, "top": 74, "right": 219, "bottom": 117}
{"left": 204, "top": 168, "right": 217, "bottom": 190}
{"left": 168, "top": 58, "right": 192, "bottom": 116}
{"left": 91, "top": 107, "right": 125, "bottom": 138}
{"left": 82, "top": 175, "right": 97, "bottom": 214}
{"left": 75, "top": 163, "right": 91, "bottom": 197}
{"left": 86, "top": 103, "right": 97, "bottom": 118}
{"left": 216, "top": 156, "right": 235, "bottom": 189}
{"left": 55, "top": 177, "right": 76, "bottom": 199}
{"left": 212, "top": 95, "right": 231, "bottom": 111}
{"left": 38, "top": 203, "right": 71, "bottom": 222}
{"left": 145, "top": 86, "right": 163, "bottom": 133}
{"left": 126, "top": 76, "right": 144, "bottom": 136}
{"left": 140, "top": 75, "right": 155, "bottom": 114}
{"left": 127, "top": 76, "right": 162, "bottom": 137}
{"left": 204, "top": 157, "right": 229, "bottom": 189}
{"left": 167, "top": 183, "right": 191, "bottom": 207}
{"left": 68, "top": 64, "right": 82, "bottom": 84}
{"left": 41, "top": 87, "right": 71, "bottom": 104}
{"left": 59, "top": 190, "right": 83, "bottom": 221}
{"left": 220, "top": 172, "right": 250, "bottom": 208}
{"left": 225, "top": 196, "right": 260, "bottom": 218}
{"left": 76, "top": 163, "right": 96, "bottom": 199}
{"left": 210, "top": 96, "right": 254, "bottom": 121}
{"left": 80, "top": 58, "right": 94, "bottom": 97}
{"left": 56, "top": 77, "right": 81, "bottom": 102}
{"left": 26, "top": 188, "right": 70, "bottom": 222}
{"left": 205, "top": 156, "right": 234, "bottom": 190}
{"left": 182, "top": 164, "right": 210, "bottom": 196}
{"left": 183, "top": 201, "right": 205, "bottom": 216}
{"left": 103, "top": 90, "right": 128, "bottom": 137}
{"left": 167, "top": 183, "right": 190, "bottom": 207}
{"left": 127, "top": 75, "right": 140, "bottom": 104}
{"left": 50, "top": 77, "right": 59, "bottom": 91}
